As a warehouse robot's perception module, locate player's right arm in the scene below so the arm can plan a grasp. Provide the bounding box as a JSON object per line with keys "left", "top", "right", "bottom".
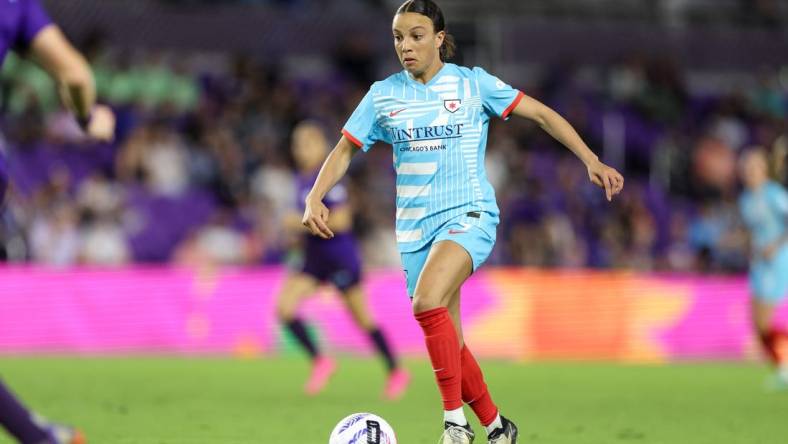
{"left": 28, "top": 25, "right": 115, "bottom": 141}
{"left": 305, "top": 85, "right": 381, "bottom": 238}
{"left": 303, "top": 136, "right": 359, "bottom": 239}
{"left": 290, "top": 203, "right": 352, "bottom": 234}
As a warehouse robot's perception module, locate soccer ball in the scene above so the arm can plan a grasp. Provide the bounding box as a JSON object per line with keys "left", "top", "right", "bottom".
{"left": 329, "top": 412, "right": 397, "bottom": 444}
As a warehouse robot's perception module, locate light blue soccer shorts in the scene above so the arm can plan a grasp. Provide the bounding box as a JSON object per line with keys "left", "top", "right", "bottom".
{"left": 400, "top": 211, "right": 498, "bottom": 299}
{"left": 750, "top": 244, "right": 788, "bottom": 304}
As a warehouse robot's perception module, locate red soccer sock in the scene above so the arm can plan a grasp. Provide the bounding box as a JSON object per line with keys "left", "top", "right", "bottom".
{"left": 761, "top": 328, "right": 788, "bottom": 366}
{"left": 461, "top": 345, "right": 499, "bottom": 426}
{"left": 415, "top": 307, "right": 462, "bottom": 411}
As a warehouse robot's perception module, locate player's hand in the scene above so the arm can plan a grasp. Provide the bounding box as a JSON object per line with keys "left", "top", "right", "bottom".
{"left": 302, "top": 198, "right": 334, "bottom": 239}
{"left": 84, "top": 105, "right": 116, "bottom": 142}
{"left": 587, "top": 159, "right": 624, "bottom": 201}
{"left": 761, "top": 242, "right": 780, "bottom": 261}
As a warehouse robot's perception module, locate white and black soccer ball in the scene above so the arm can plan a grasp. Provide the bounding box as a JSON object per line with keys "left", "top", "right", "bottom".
{"left": 329, "top": 412, "right": 397, "bottom": 444}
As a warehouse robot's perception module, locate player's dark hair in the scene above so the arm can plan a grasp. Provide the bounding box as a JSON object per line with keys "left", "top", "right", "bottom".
{"left": 396, "top": 0, "right": 456, "bottom": 61}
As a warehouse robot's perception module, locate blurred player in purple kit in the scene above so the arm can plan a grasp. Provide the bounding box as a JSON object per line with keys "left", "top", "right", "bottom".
{"left": 1, "top": 0, "right": 115, "bottom": 443}
{"left": 275, "top": 121, "right": 410, "bottom": 400}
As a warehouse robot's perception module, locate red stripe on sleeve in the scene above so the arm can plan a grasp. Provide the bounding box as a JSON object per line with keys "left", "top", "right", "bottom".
{"left": 501, "top": 90, "right": 525, "bottom": 119}
{"left": 341, "top": 129, "right": 363, "bottom": 148}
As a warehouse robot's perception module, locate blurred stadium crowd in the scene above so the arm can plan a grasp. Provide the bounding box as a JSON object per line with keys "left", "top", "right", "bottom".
{"left": 0, "top": 2, "right": 786, "bottom": 273}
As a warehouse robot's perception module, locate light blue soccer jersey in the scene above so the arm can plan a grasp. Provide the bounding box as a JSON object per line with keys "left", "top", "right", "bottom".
{"left": 740, "top": 181, "right": 788, "bottom": 302}
{"left": 740, "top": 181, "right": 788, "bottom": 251}
{"left": 342, "top": 63, "right": 524, "bottom": 253}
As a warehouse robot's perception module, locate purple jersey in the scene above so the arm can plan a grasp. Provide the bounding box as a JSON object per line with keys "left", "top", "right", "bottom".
{"left": 296, "top": 171, "right": 361, "bottom": 291}
{"left": 296, "top": 171, "right": 355, "bottom": 245}
{"left": 0, "top": 0, "right": 52, "bottom": 200}
{"left": 296, "top": 171, "right": 350, "bottom": 212}
{"left": 0, "top": 0, "right": 52, "bottom": 64}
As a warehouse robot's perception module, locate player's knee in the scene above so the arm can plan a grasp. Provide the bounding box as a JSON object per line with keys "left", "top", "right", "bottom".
{"left": 346, "top": 305, "right": 374, "bottom": 329}
{"left": 276, "top": 299, "right": 296, "bottom": 322}
{"left": 752, "top": 309, "right": 771, "bottom": 334}
{"left": 411, "top": 290, "right": 444, "bottom": 314}
{"left": 352, "top": 310, "right": 375, "bottom": 330}
{"left": 754, "top": 318, "right": 771, "bottom": 336}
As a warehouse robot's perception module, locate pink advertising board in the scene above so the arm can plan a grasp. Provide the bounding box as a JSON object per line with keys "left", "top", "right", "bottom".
{"left": 0, "top": 266, "right": 786, "bottom": 362}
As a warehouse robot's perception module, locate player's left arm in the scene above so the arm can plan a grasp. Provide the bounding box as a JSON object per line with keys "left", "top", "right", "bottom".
{"left": 512, "top": 95, "right": 624, "bottom": 201}
{"left": 28, "top": 25, "right": 115, "bottom": 141}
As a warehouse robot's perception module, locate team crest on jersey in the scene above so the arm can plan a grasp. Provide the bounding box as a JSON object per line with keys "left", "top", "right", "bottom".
{"left": 444, "top": 99, "right": 461, "bottom": 113}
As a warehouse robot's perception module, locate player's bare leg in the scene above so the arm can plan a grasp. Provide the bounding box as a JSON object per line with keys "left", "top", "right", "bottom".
{"left": 275, "top": 273, "right": 336, "bottom": 395}
{"left": 342, "top": 285, "right": 375, "bottom": 330}
{"left": 412, "top": 240, "right": 476, "bottom": 443}
{"left": 752, "top": 298, "right": 788, "bottom": 388}
{"left": 343, "top": 286, "right": 411, "bottom": 400}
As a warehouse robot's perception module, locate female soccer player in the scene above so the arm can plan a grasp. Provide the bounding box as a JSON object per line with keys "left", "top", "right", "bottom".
{"left": 276, "top": 121, "right": 410, "bottom": 400}
{"left": 302, "top": 1, "right": 624, "bottom": 442}
{"left": 1, "top": 1, "right": 114, "bottom": 443}
{"left": 738, "top": 148, "right": 788, "bottom": 388}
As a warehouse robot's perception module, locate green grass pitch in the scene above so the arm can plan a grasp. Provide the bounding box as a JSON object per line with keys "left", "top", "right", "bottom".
{"left": 1, "top": 356, "right": 786, "bottom": 443}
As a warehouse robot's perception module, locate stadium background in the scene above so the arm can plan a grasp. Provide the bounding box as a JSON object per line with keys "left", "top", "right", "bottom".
{"left": 1, "top": 1, "right": 788, "bottom": 443}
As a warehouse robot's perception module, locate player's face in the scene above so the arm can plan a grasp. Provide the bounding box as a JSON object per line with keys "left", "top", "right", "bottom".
{"left": 740, "top": 151, "right": 768, "bottom": 189}
{"left": 292, "top": 125, "right": 327, "bottom": 172}
{"left": 392, "top": 12, "right": 445, "bottom": 78}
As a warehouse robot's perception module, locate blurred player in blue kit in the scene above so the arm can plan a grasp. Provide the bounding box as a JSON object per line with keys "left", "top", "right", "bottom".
{"left": 739, "top": 148, "right": 788, "bottom": 388}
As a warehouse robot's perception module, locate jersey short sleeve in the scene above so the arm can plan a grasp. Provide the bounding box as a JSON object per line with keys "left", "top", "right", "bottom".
{"left": 342, "top": 87, "right": 385, "bottom": 152}
{"left": 15, "top": 0, "right": 52, "bottom": 52}
{"left": 473, "top": 66, "right": 524, "bottom": 120}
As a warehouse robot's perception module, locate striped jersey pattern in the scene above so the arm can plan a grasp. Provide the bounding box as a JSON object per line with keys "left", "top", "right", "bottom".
{"left": 342, "top": 63, "right": 523, "bottom": 252}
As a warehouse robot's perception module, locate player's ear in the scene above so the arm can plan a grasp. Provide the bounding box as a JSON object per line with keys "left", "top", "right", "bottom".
{"left": 435, "top": 30, "right": 445, "bottom": 51}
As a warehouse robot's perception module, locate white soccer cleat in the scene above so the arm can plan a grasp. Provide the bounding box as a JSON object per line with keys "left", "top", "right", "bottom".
{"left": 439, "top": 422, "right": 475, "bottom": 444}
{"left": 487, "top": 415, "right": 519, "bottom": 443}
